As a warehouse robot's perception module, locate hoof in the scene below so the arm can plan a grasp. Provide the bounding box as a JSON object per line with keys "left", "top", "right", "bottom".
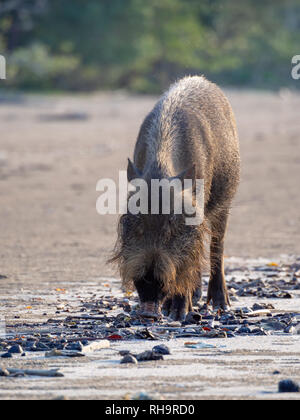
{"left": 192, "top": 287, "right": 202, "bottom": 306}
{"left": 207, "top": 289, "right": 231, "bottom": 311}
{"left": 212, "top": 303, "right": 230, "bottom": 312}
{"left": 168, "top": 309, "right": 187, "bottom": 322}
{"left": 139, "top": 302, "right": 161, "bottom": 320}
{"left": 162, "top": 296, "right": 189, "bottom": 322}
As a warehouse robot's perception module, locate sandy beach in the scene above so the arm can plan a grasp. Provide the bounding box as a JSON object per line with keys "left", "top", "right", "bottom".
{"left": 0, "top": 89, "right": 300, "bottom": 400}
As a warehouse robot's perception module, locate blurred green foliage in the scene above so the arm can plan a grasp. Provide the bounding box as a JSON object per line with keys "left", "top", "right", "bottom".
{"left": 0, "top": 0, "right": 299, "bottom": 92}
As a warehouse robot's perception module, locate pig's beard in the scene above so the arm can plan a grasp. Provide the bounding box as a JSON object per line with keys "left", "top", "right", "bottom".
{"left": 111, "top": 240, "right": 206, "bottom": 298}
{"left": 109, "top": 215, "right": 210, "bottom": 298}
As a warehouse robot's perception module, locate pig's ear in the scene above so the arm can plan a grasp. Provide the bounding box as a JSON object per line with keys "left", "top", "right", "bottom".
{"left": 127, "top": 159, "right": 143, "bottom": 182}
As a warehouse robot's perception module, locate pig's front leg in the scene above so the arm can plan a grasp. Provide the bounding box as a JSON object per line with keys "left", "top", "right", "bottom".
{"left": 162, "top": 293, "right": 191, "bottom": 321}
{"left": 134, "top": 275, "right": 165, "bottom": 319}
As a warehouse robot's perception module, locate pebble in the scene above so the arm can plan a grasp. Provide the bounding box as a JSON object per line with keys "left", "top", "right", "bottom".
{"left": 45, "top": 349, "right": 85, "bottom": 358}
{"left": 65, "top": 341, "right": 83, "bottom": 352}
{"left": 0, "top": 368, "right": 10, "bottom": 376}
{"left": 136, "top": 350, "right": 164, "bottom": 362}
{"left": 25, "top": 343, "right": 38, "bottom": 352}
{"left": 241, "top": 307, "right": 253, "bottom": 314}
{"left": 237, "top": 326, "right": 251, "bottom": 334}
{"left": 278, "top": 379, "right": 300, "bottom": 393}
{"left": 251, "top": 328, "right": 269, "bottom": 336}
{"left": 119, "top": 350, "right": 131, "bottom": 356}
{"left": 121, "top": 354, "right": 138, "bottom": 364}
{"left": 35, "top": 342, "right": 50, "bottom": 351}
{"left": 167, "top": 321, "right": 182, "bottom": 327}
{"left": 201, "top": 330, "right": 227, "bottom": 339}
{"left": 264, "top": 320, "right": 286, "bottom": 331}
{"left": 83, "top": 340, "right": 110, "bottom": 352}
{"left": 132, "top": 392, "right": 158, "bottom": 400}
{"left": 8, "top": 345, "right": 23, "bottom": 354}
{"left": 1, "top": 353, "right": 12, "bottom": 359}
{"left": 184, "top": 312, "right": 202, "bottom": 324}
{"left": 284, "top": 325, "right": 296, "bottom": 334}
{"left": 152, "top": 345, "right": 171, "bottom": 355}
{"left": 252, "top": 303, "right": 274, "bottom": 311}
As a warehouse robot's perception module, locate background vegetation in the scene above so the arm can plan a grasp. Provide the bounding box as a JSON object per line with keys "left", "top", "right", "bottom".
{"left": 1, "top": 0, "right": 300, "bottom": 92}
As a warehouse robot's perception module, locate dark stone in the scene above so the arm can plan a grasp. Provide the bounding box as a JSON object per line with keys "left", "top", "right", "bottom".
{"left": 278, "top": 379, "right": 300, "bottom": 393}
{"left": 184, "top": 312, "right": 202, "bottom": 324}
{"left": 1, "top": 352, "right": 12, "bottom": 358}
{"left": 8, "top": 345, "right": 23, "bottom": 354}
{"left": 237, "top": 326, "right": 251, "bottom": 334}
{"left": 25, "top": 344, "right": 38, "bottom": 352}
{"left": 65, "top": 342, "right": 83, "bottom": 352}
{"left": 152, "top": 345, "right": 171, "bottom": 355}
{"left": 251, "top": 328, "right": 269, "bottom": 336}
{"left": 136, "top": 350, "right": 164, "bottom": 362}
{"left": 121, "top": 354, "right": 138, "bottom": 364}
{"left": 119, "top": 350, "right": 131, "bottom": 356}
{"left": 36, "top": 342, "right": 50, "bottom": 350}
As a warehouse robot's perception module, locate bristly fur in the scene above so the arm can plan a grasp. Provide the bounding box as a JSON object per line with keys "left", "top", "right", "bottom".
{"left": 110, "top": 212, "right": 211, "bottom": 297}
{"left": 109, "top": 75, "right": 240, "bottom": 309}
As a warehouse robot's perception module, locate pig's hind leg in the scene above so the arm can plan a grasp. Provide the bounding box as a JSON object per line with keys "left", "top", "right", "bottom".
{"left": 207, "top": 208, "right": 230, "bottom": 310}
{"left": 192, "top": 270, "right": 202, "bottom": 306}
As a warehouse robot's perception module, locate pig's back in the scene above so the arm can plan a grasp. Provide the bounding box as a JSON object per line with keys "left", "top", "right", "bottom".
{"left": 134, "top": 76, "right": 240, "bottom": 206}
